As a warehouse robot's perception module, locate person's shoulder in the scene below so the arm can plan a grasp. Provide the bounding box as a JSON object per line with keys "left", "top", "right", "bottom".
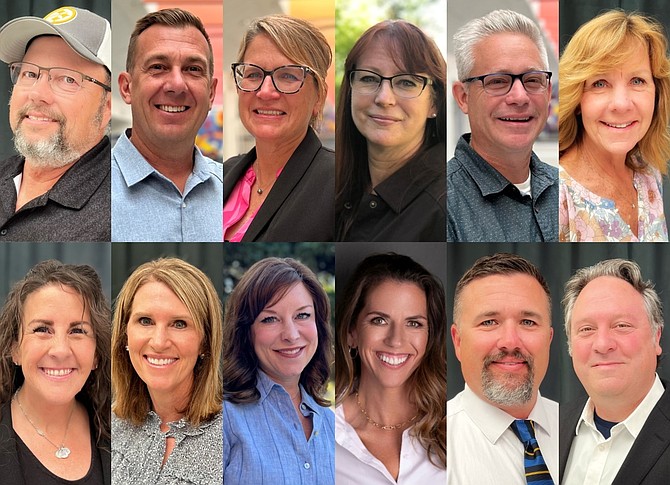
{"left": 315, "top": 144, "right": 335, "bottom": 162}
{"left": 531, "top": 155, "right": 559, "bottom": 178}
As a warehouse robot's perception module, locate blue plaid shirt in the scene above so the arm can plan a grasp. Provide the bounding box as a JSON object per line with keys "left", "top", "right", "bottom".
{"left": 224, "top": 371, "right": 335, "bottom": 485}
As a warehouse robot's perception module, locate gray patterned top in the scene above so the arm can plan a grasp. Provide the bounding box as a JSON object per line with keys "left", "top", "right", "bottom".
{"left": 112, "top": 411, "right": 222, "bottom": 484}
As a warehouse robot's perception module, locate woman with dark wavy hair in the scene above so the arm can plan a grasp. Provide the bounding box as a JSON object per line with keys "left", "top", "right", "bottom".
{"left": 223, "top": 257, "right": 334, "bottom": 483}
{"left": 336, "top": 20, "right": 447, "bottom": 241}
{"left": 335, "top": 253, "right": 446, "bottom": 483}
{"left": 0, "top": 260, "right": 111, "bottom": 484}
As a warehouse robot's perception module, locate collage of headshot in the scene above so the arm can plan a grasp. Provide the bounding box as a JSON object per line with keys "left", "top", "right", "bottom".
{"left": 0, "top": 1, "right": 667, "bottom": 485}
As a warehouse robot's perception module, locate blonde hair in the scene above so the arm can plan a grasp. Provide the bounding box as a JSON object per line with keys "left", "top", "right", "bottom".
{"left": 112, "top": 258, "right": 222, "bottom": 426}
{"left": 236, "top": 14, "right": 332, "bottom": 130}
{"left": 559, "top": 10, "right": 670, "bottom": 174}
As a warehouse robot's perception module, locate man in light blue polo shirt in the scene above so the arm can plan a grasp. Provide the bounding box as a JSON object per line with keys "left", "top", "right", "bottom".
{"left": 112, "top": 8, "right": 222, "bottom": 242}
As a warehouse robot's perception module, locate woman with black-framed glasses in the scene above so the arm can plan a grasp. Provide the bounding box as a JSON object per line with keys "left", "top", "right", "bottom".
{"left": 336, "top": 20, "right": 447, "bottom": 242}
{"left": 224, "top": 14, "right": 334, "bottom": 242}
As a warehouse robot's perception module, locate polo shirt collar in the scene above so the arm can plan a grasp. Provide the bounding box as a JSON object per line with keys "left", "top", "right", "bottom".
{"left": 45, "top": 135, "right": 110, "bottom": 209}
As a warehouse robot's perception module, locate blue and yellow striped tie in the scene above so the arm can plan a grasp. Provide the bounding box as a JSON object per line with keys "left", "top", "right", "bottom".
{"left": 510, "top": 419, "right": 554, "bottom": 485}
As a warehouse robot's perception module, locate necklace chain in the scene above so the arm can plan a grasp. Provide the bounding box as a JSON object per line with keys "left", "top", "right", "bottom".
{"left": 14, "top": 388, "right": 75, "bottom": 459}
{"left": 253, "top": 162, "right": 276, "bottom": 196}
{"left": 355, "top": 392, "right": 417, "bottom": 430}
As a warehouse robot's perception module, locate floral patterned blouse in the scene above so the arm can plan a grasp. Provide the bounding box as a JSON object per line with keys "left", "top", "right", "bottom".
{"left": 559, "top": 165, "right": 668, "bottom": 242}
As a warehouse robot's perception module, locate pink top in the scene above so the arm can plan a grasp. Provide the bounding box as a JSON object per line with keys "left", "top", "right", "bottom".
{"left": 223, "top": 166, "right": 256, "bottom": 242}
{"left": 223, "top": 164, "right": 284, "bottom": 242}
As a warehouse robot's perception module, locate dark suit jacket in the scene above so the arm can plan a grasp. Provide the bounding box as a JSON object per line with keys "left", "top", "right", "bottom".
{"left": 559, "top": 381, "right": 670, "bottom": 484}
{"left": 223, "top": 127, "right": 334, "bottom": 241}
{"left": 0, "top": 401, "right": 111, "bottom": 485}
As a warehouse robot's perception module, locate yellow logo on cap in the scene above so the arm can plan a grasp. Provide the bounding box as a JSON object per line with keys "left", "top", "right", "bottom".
{"left": 44, "top": 7, "right": 77, "bottom": 25}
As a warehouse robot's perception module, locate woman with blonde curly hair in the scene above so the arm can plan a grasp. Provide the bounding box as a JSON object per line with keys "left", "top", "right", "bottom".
{"left": 111, "top": 257, "right": 222, "bottom": 484}
{"left": 335, "top": 253, "right": 446, "bottom": 483}
{"left": 559, "top": 10, "right": 670, "bottom": 241}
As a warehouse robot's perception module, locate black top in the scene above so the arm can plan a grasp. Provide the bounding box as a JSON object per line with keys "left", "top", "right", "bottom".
{"left": 0, "top": 136, "right": 111, "bottom": 241}
{"left": 0, "top": 401, "right": 111, "bottom": 485}
{"left": 337, "top": 142, "right": 446, "bottom": 241}
{"left": 223, "top": 127, "right": 334, "bottom": 242}
{"left": 16, "top": 430, "right": 103, "bottom": 485}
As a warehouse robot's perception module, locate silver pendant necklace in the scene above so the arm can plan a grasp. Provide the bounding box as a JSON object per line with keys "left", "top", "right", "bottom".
{"left": 14, "top": 388, "right": 75, "bottom": 459}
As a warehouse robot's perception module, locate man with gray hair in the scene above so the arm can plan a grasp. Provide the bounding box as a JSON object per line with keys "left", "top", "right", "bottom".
{"left": 448, "top": 9, "right": 558, "bottom": 242}
{"left": 448, "top": 253, "right": 558, "bottom": 484}
{"left": 0, "top": 6, "right": 111, "bottom": 240}
{"left": 560, "top": 259, "right": 670, "bottom": 484}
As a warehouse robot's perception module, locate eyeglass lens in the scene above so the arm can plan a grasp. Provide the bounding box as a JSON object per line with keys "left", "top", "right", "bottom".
{"left": 350, "top": 70, "right": 427, "bottom": 98}
{"left": 482, "top": 72, "right": 549, "bottom": 95}
{"left": 234, "top": 64, "right": 306, "bottom": 93}
{"left": 10, "top": 62, "right": 85, "bottom": 94}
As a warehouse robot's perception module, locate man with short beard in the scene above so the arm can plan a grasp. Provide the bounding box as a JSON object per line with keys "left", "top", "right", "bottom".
{"left": 448, "top": 253, "right": 558, "bottom": 484}
{"left": 0, "top": 6, "right": 111, "bottom": 241}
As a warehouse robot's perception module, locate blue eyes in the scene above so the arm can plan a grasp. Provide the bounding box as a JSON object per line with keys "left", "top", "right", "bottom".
{"left": 137, "top": 317, "right": 188, "bottom": 329}
{"left": 259, "top": 313, "right": 312, "bottom": 324}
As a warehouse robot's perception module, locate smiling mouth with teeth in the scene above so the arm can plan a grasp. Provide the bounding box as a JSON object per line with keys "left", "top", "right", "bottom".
{"left": 603, "top": 121, "right": 633, "bottom": 128}
{"left": 255, "top": 109, "right": 285, "bottom": 116}
{"left": 146, "top": 356, "right": 177, "bottom": 366}
{"left": 42, "top": 368, "right": 73, "bottom": 377}
{"left": 499, "top": 117, "right": 531, "bottom": 122}
{"left": 377, "top": 353, "right": 409, "bottom": 366}
{"left": 275, "top": 347, "right": 302, "bottom": 356}
{"left": 157, "top": 105, "right": 188, "bottom": 113}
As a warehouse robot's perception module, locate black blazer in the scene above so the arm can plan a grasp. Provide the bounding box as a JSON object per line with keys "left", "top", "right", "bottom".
{"left": 0, "top": 401, "right": 111, "bottom": 485}
{"left": 559, "top": 381, "right": 670, "bottom": 484}
{"left": 223, "top": 127, "right": 334, "bottom": 241}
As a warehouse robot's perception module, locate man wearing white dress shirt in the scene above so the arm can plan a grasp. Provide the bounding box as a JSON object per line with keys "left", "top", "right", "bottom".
{"left": 559, "top": 259, "right": 670, "bottom": 485}
{"left": 448, "top": 253, "right": 558, "bottom": 484}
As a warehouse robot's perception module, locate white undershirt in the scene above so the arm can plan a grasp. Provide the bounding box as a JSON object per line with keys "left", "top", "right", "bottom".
{"left": 513, "top": 172, "right": 532, "bottom": 197}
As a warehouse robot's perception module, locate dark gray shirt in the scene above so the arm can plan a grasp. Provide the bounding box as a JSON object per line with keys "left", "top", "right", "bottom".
{"left": 447, "top": 134, "right": 558, "bottom": 242}
{"left": 0, "top": 137, "right": 110, "bottom": 241}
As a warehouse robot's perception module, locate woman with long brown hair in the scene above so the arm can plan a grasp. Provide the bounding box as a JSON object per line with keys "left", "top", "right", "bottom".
{"left": 335, "top": 253, "right": 446, "bottom": 483}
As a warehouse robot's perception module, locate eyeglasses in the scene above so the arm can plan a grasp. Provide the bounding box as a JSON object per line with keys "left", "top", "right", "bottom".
{"left": 462, "top": 70, "right": 551, "bottom": 96}
{"left": 231, "top": 62, "right": 313, "bottom": 94}
{"left": 9, "top": 62, "right": 111, "bottom": 95}
{"left": 349, "top": 69, "right": 432, "bottom": 99}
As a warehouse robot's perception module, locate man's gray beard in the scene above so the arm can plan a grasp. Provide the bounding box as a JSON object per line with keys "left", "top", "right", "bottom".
{"left": 481, "top": 350, "right": 534, "bottom": 407}
{"left": 13, "top": 122, "right": 80, "bottom": 169}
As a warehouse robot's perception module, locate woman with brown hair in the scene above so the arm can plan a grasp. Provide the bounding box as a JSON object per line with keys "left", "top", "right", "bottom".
{"left": 223, "top": 257, "right": 334, "bottom": 483}
{"left": 0, "top": 260, "right": 111, "bottom": 485}
{"left": 111, "top": 258, "right": 222, "bottom": 484}
{"left": 336, "top": 20, "right": 447, "bottom": 241}
{"left": 335, "top": 253, "right": 446, "bottom": 483}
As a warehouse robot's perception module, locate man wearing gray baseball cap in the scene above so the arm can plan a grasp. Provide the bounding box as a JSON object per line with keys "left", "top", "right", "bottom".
{"left": 0, "top": 6, "right": 111, "bottom": 241}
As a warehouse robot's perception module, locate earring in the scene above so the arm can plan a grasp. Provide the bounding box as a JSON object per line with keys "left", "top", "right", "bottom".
{"left": 431, "top": 113, "right": 437, "bottom": 118}
{"left": 348, "top": 346, "right": 358, "bottom": 359}
{"left": 199, "top": 353, "right": 206, "bottom": 359}
{"left": 13, "top": 362, "right": 19, "bottom": 366}
{"left": 125, "top": 345, "right": 129, "bottom": 351}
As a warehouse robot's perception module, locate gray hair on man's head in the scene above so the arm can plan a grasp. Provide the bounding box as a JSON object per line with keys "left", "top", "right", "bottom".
{"left": 453, "top": 9, "right": 549, "bottom": 80}
{"left": 562, "top": 258, "right": 663, "bottom": 355}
